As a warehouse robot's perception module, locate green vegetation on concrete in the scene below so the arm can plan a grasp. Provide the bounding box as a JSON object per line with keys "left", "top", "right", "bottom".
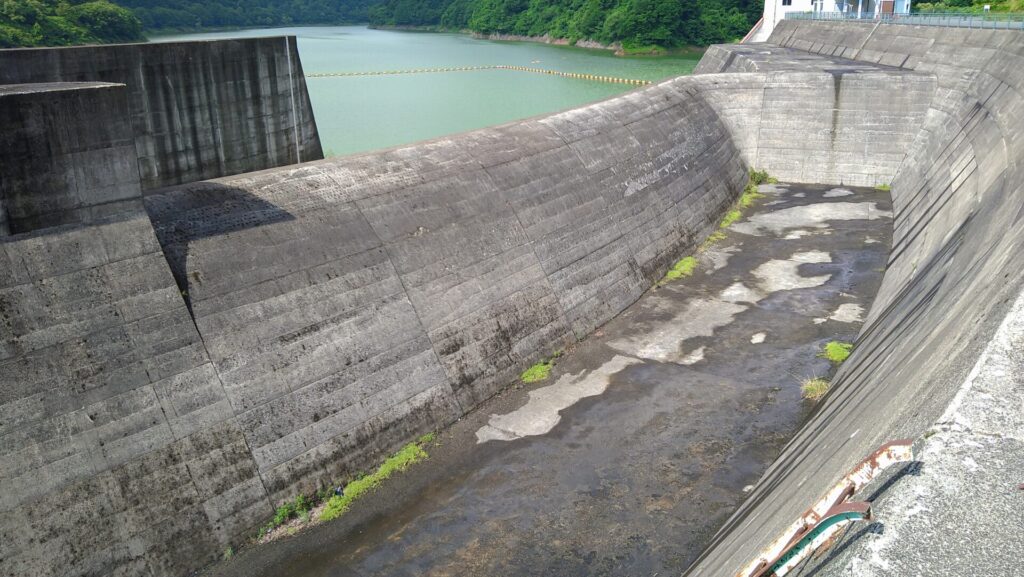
{"left": 738, "top": 184, "right": 763, "bottom": 208}
{"left": 367, "top": 0, "right": 762, "bottom": 50}
{"left": 719, "top": 208, "right": 742, "bottom": 228}
{"left": 700, "top": 230, "right": 727, "bottom": 250}
{"left": 1, "top": 0, "right": 144, "bottom": 48}
{"left": 875, "top": 183, "right": 891, "bottom": 192}
{"left": 820, "top": 341, "right": 853, "bottom": 364}
{"left": 801, "top": 377, "right": 830, "bottom": 401}
{"left": 748, "top": 168, "right": 776, "bottom": 186}
{"left": 661, "top": 169, "right": 776, "bottom": 286}
{"left": 259, "top": 493, "right": 312, "bottom": 537}
{"left": 320, "top": 434, "right": 434, "bottom": 522}
{"left": 521, "top": 358, "right": 554, "bottom": 383}
{"left": 661, "top": 255, "right": 698, "bottom": 283}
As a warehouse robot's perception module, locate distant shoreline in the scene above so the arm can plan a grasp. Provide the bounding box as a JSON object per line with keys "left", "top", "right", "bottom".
{"left": 369, "top": 25, "right": 704, "bottom": 57}
{"left": 145, "top": 23, "right": 704, "bottom": 58}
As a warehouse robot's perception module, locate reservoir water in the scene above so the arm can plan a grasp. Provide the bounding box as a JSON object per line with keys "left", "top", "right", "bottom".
{"left": 151, "top": 26, "right": 701, "bottom": 157}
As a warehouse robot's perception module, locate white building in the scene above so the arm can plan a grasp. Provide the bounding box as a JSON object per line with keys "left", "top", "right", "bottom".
{"left": 748, "top": 0, "right": 913, "bottom": 42}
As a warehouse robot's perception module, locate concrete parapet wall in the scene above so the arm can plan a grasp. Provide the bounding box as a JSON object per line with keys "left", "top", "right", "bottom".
{"left": 0, "top": 37, "right": 322, "bottom": 190}
{"left": 686, "top": 21, "right": 1024, "bottom": 576}
{"left": 0, "top": 82, "right": 141, "bottom": 235}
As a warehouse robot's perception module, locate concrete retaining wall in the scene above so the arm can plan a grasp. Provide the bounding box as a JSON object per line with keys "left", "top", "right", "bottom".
{"left": 143, "top": 77, "right": 749, "bottom": 502}
{"left": 0, "top": 213, "right": 273, "bottom": 577}
{"left": 0, "top": 82, "right": 141, "bottom": 235}
{"left": 0, "top": 37, "right": 322, "bottom": 190}
{"left": 1, "top": 76, "right": 747, "bottom": 577}
{"left": 685, "top": 21, "right": 1024, "bottom": 576}
{"left": 693, "top": 45, "right": 936, "bottom": 186}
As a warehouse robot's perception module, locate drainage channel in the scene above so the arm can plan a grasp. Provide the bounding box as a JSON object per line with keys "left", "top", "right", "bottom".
{"left": 204, "top": 182, "right": 893, "bottom": 577}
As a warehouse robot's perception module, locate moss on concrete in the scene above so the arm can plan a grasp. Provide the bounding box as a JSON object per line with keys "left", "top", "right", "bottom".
{"left": 820, "top": 341, "right": 853, "bottom": 364}
{"left": 661, "top": 256, "right": 698, "bottom": 284}
{"left": 521, "top": 359, "right": 554, "bottom": 383}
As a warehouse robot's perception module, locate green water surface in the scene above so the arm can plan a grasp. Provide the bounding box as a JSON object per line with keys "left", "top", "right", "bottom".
{"left": 151, "top": 26, "right": 701, "bottom": 157}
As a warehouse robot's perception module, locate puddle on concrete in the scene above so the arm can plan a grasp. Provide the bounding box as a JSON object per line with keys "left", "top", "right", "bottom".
{"left": 206, "top": 184, "right": 893, "bottom": 577}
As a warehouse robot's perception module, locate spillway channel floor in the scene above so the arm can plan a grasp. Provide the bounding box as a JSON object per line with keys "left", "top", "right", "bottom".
{"left": 207, "top": 182, "right": 893, "bottom": 577}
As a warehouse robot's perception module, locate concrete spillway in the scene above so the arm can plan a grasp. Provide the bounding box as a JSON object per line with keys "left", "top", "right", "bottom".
{"left": 2, "top": 20, "right": 1023, "bottom": 577}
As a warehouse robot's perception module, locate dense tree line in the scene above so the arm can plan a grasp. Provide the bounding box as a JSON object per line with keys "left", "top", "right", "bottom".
{"left": 1, "top": 0, "right": 760, "bottom": 49}
{"left": 115, "top": 0, "right": 378, "bottom": 30}
{"left": 369, "top": 0, "right": 762, "bottom": 48}
{"left": 1, "top": 0, "right": 144, "bottom": 47}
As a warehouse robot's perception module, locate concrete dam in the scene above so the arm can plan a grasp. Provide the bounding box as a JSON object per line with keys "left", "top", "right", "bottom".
{"left": 1, "top": 19, "right": 1021, "bottom": 577}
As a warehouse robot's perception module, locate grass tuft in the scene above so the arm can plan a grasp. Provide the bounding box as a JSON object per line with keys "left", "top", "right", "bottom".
{"left": 662, "top": 256, "right": 698, "bottom": 283}
{"left": 719, "top": 209, "right": 743, "bottom": 229}
{"left": 320, "top": 439, "right": 430, "bottom": 522}
{"left": 700, "top": 230, "right": 727, "bottom": 251}
{"left": 739, "top": 184, "right": 765, "bottom": 209}
{"left": 261, "top": 494, "right": 312, "bottom": 536}
{"left": 820, "top": 341, "right": 853, "bottom": 364}
{"left": 875, "top": 183, "right": 891, "bottom": 191}
{"left": 749, "top": 169, "right": 771, "bottom": 185}
{"left": 223, "top": 547, "right": 234, "bottom": 561}
{"left": 521, "top": 360, "right": 553, "bottom": 383}
{"left": 801, "top": 377, "right": 830, "bottom": 401}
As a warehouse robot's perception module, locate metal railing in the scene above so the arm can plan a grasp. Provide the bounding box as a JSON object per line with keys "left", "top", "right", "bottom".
{"left": 786, "top": 11, "right": 1024, "bottom": 29}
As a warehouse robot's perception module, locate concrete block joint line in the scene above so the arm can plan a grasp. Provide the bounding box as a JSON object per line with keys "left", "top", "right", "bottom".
{"left": 2, "top": 17, "right": 1023, "bottom": 577}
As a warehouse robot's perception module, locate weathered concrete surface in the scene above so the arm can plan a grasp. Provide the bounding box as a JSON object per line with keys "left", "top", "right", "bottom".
{"left": 685, "top": 22, "right": 1024, "bottom": 577}
{"left": 1, "top": 72, "right": 749, "bottom": 577}
{"left": 0, "top": 213, "right": 272, "bottom": 577}
{"left": 5, "top": 20, "right": 1021, "bottom": 577}
{"left": 692, "top": 45, "right": 936, "bottom": 187}
{"left": 143, "top": 77, "right": 749, "bottom": 504}
{"left": 0, "top": 82, "right": 141, "bottom": 235}
{"left": 804, "top": 287, "right": 1024, "bottom": 577}
{"left": 199, "top": 183, "right": 892, "bottom": 577}
{"left": 0, "top": 37, "right": 322, "bottom": 190}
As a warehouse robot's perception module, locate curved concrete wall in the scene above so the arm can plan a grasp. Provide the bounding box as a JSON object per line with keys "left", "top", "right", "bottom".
{"left": 0, "top": 37, "right": 322, "bottom": 190}
{"left": 143, "top": 78, "right": 749, "bottom": 501}
{"left": 1, "top": 77, "right": 747, "bottom": 577}
{"left": 686, "top": 22, "right": 1024, "bottom": 576}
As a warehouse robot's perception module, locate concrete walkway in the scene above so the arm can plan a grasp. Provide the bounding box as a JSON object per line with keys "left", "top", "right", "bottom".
{"left": 206, "top": 183, "right": 893, "bottom": 577}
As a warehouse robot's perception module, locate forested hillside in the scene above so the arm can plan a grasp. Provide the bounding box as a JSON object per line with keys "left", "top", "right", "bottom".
{"left": 368, "top": 0, "right": 762, "bottom": 48}
{"left": 1, "top": 0, "right": 760, "bottom": 49}
{"left": 116, "top": 0, "right": 378, "bottom": 30}
{"left": 1, "top": 0, "right": 144, "bottom": 47}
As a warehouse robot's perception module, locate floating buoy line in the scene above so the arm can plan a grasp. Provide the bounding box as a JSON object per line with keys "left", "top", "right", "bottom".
{"left": 306, "top": 65, "right": 651, "bottom": 86}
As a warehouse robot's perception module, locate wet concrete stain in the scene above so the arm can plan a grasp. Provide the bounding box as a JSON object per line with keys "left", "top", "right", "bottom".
{"left": 205, "top": 183, "right": 892, "bottom": 577}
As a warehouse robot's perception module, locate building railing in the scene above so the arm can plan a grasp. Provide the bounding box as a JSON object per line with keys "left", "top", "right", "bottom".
{"left": 786, "top": 11, "right": 1024, "bottom": 29}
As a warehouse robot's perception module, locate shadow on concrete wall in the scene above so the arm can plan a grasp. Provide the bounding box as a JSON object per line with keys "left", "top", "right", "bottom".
{"left": 143, "top": 184, "right": 295, "bottom": 313}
